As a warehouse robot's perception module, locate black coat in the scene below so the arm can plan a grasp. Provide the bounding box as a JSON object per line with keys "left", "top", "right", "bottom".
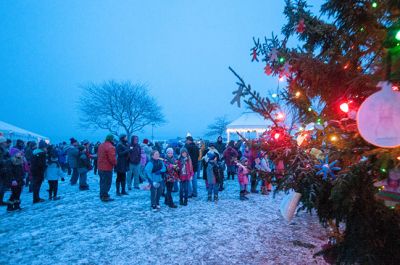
{"left": 129, "top": 143, "right": 141, "bottom": 165}
{"left": 31, "top": 149, "right": 47, "bottom": 178}
{"left": 185, "top": 142, "right": 199, "bottom": 169}
{"left": 116, "top": 142, "right": 130, "bottom": 173}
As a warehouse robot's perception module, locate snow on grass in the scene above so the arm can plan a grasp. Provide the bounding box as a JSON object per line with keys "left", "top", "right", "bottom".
{"left": 0, "top": 173, "right": 328, "bottom": 265}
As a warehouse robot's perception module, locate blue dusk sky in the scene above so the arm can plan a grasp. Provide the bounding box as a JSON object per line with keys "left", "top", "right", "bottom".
{"left": 0, "top": 0, "right": 323, "bottom": 143}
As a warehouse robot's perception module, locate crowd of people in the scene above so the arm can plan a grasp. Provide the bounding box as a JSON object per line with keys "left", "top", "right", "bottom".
{"left": 0, "top": 133, "right": 281, "bottom": 212}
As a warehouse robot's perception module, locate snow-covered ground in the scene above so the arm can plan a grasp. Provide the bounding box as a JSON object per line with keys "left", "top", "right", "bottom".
{"left": 0, "top": 172, "right": 328, "bottom": 265}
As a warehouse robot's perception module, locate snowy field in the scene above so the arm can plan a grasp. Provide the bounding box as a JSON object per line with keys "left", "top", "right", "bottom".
{"left": 0, "top": 173, "right": 328, "bottom": 265}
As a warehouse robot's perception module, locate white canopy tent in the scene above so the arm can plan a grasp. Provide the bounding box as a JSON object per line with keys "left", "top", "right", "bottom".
{"left": 226, "top": 112, "right": 272, "bottom": 142}
{"left": 0, "top": 120, "right": 49, "bottom": 144}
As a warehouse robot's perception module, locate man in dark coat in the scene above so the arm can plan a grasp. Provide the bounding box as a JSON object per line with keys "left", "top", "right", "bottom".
{"left": 115, "top": 135, "right": 130, "bottom": 196}
{"left": 31, "top": 140, "right": 48, "bottom": 203}
{"left": 128, "top": 135, "right": 141, "bottom": 190}
{"left": 185, "top": 136, "right": 199, "bottom": 197}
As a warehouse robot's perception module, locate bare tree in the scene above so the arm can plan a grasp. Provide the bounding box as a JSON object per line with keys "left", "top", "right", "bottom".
{"left": 78, "top": 80, "right": 165, "bottom": 138}
{"left": 205, "top": 116, "right": 231, "bottom": 138}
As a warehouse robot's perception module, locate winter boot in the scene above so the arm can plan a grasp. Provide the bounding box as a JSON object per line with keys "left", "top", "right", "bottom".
{"left": 179, "top": 199, "right": 184, "bottom": 206}
{"left": 6, "top": 201, "right": 15, "bottom": 212}
{"left": 14, "top": 200, "right": 21, "bottom": 210}
{"left": 183, "top": 199, "right": 188, "bottom": 206}
{"left": 214, "top": 194, "right": 218, "bottom": 202}
{"left": 207, "top": 195, "right": 212, "bottom": 202}
{"left": 240, "top": 191, "right": 246, "bottom": 201}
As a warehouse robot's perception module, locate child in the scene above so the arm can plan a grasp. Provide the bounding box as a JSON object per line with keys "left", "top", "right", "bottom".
{"left": 145, "top": 150, "right": 166, "bottom": 210}
{"left": 77, "top": 145, "right": 90, "bottom": 191}
{"left": 237, "top": 157, "right": 250, "bottom": 200}
{"left": 7, "top": 152, "right": 25, "bottom": 211}
{"left": 206, "top": 152, "right": 220, "bottom": 202}
{"left": 45, "top": 152, "right": 64, "bottom": 200}
{"left": 177, "top": 148, "right": 193, "bottom": 206}
{"left": 163, "top": 148, "right": 179, "bottom": 208}
{"left": 255, "top": 152, "right": 272, "bottom": 195}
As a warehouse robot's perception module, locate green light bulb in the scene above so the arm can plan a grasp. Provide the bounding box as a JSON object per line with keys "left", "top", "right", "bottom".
{"left": 372, "top": 2, "right": 378, "bottom": 8}
{"left": 279, "top": 57, "right": 285, "bottom": 63}
{"left": 381, "top": 168, "right": 387, "bottom": 173}
{"left": 395, "top": 30, "right": 400, "bottom": 41}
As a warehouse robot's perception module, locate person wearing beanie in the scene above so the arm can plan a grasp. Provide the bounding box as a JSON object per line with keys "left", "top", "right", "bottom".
{"left": 127, "top": 135, "right": 141, "bottom": 190}
{"left": 6, "top": 152, "right": 25, "bottom": 211}
{"left": 0, "top": 136, "right": 11, "bottom": 206}
{"left": 67, "top": 137, "right": 80, "bottom": 185}
{"left": 77, "top": 145, "right": 90, "bottom": 191}
{"left": 163, "top": 148, "right": 178, "bottom": 208}
{"left": 145, "top": 150, "right": 166, "bottom": 211}
{"left": 185, "top": 136, "right": 199, "bottom": 198}
{"left": 45, "top": 152, "right": 64, "bottom": 200}
{"left": 97, "top": 134, "right": 117, "bottom": 202}
{"left": 115, "top": 134, "right": 130, "bottom": 196}
{"left": 206, "top": 152, "right": 220, "bottom": 202}
{"left": 177, "top": 147, "right": 194, "bottom": 206}
{"left": 31, "top": 140, "right": 48, "bottom": 203}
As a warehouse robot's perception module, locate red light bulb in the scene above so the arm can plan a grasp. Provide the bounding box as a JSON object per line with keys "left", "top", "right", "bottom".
{"left": 274, "top": 133, "right": 280, "bottom": 140}
{"left": 340, "top": 102, "right": 349, "bottom": 113}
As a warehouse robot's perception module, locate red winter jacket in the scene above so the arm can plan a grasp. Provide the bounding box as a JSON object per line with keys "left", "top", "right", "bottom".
{"left": 97, "top": 141, "right": 117, "bottom": 171}
{"left": 177, "top": 158, "right": 194, "bottom": 181}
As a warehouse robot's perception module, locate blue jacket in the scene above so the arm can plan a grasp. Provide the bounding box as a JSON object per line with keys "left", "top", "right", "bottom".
{"left": 145, "top": 160, "right": 166, "bottom": 183}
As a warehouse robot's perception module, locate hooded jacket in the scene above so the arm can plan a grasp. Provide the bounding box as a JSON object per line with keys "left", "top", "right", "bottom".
{"left": 97, "top": 141, "right": 117, "bottom": 171}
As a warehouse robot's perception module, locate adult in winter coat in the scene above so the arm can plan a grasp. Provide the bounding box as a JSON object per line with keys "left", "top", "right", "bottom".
{"left": 163, "top": 148, "right": 178, "bottom": 208}
{"left": 115, "top": 135, "right": 130, "bottom": 196}
{"left": 97, "top": 135, "right": 117, "bottom": 202}
{"left": 92, "top": 142, "right": 101, "bottom": 175}
{"left": 0, "top": 136, "right": 11, "bottom": 206}
{"left": 177, "top": 148, "right": 194, "bottom": 206}
{"left": 128, "top": 135, "right": 141, "bottom": 190}
{"left": 145, "top": 150, "right": 166, "bottom": 210}
{"left": 223, "top": 141, "right": 239, "bottom": 180}
{"left": 77, "top": 145, "right": 90, "bottom": 191}
{"left": 67, "top": 138, "right": 80, "bottom": 185}
{"left": 31, "top": 140, "right": 48, "bottom": 203}
{"left": 7, "top": 152, "right": 25, "bottom": 211}
{"left": 185, "top": 136, "right": 199, "bottom": 198}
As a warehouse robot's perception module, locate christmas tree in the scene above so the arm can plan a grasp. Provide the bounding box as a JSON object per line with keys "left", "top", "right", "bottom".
{"left": 230, "top": 1, "right": 400, "bottom": 264}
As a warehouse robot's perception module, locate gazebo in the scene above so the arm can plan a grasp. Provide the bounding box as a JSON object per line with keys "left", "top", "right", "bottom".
{"left": 0, "top": 120, "right": 49, "bottom": 144}
{"left": 226, "top": 112, "right": 271, "bottom": 142}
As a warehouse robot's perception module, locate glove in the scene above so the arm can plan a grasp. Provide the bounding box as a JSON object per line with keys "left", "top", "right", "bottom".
{"left": 11, "top": 180, "right": 18, "bottom": 187}
{"left": 153, "top": 182, "right": 160, "bottom": 188}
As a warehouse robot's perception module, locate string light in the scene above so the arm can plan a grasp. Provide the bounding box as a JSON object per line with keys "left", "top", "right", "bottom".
{"left": 372, "top": 2, "right": 378, "bottom": 8}
{"left": 396, "top": 30, "right": 400, "bottom": 41}
{"left": 276, "top": 112, "right": 285, "bottom": 120}
{"left": 340, "top": 102, "right": 349, "bottom": 113}
{"left": 308, "top": 107, "right": 312, "bottom": 112}
{"left": 330, "top": 135, "right": 338, "bottom": 142}
{"left": 274, "top": 133, "right": 280, "bottom": 140}
{"left": 392, "top": 85, "right": 399, "bottom": 91}
{"left": 397, "top": 156, "right": 400, "bottom": 161}
{"left": 279, "top": 57, "right": 285, "bottom": 63}
{"left": 279, "top": 76, "right": 286, "bottom": 82}
{"left": 272, "top": 93, "right": 278, "bottom": 98}
{"left": 317, "top": 118, "right": 322, "bottom": 124}
{"left": 381, "top": 168, "right": 387, "bottom": 173}
{"left": 295, "top": 91, "right": 301, "bottom": 98}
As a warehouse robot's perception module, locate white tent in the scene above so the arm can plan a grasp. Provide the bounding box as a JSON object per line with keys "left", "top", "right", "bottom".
{"left": 226, "top": 112, "right": 272, "bottom": 142}
{"left": 0, "top": 120, "right": 49, "bottom": 144}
